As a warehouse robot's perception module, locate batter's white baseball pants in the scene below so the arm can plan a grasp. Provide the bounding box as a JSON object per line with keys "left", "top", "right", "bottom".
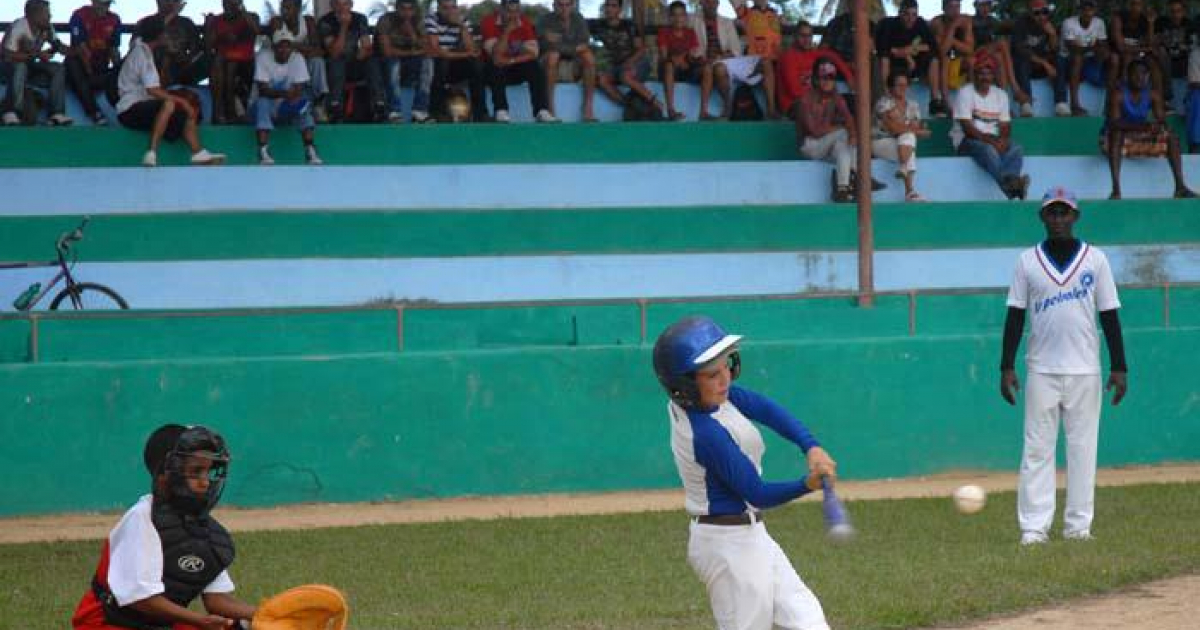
{"left": 1017, "top": 371, "right": 1102, "bottom": 538}
{"left": 687, "top": 520, "right": 830, "bottom": 630}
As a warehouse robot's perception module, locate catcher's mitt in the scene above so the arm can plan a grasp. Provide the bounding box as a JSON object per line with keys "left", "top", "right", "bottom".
{"left": 251, "top": 584, "right": 349, "bottom": 630}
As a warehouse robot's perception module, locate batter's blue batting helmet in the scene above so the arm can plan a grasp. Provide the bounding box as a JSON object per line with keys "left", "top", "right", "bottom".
{"left": 652, "top": 316, "right": 742, "bottom": 408}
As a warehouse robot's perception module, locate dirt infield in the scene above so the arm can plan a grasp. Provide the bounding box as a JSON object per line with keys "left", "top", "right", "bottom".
{"left": 5, "top": 463, "right": 1199, "bottom": 629}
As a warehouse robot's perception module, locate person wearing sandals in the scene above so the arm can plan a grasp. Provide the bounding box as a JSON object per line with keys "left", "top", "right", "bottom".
{"left": 658, "top": 0, "right": 706, "bottom": 121}
{"left": 873, "top": 71, "right": 930, "bottom": 202}
{"left": 592, "top": 0, "right": 662, "bottom": 117}
{"left": 1101, "top": 58, "right": 1195, "bottom": 200}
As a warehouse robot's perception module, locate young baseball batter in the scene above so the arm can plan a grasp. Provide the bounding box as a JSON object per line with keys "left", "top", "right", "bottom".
{"left": 1000, "top": 187, "right": 1127, "bottom": 546}
{"left": 71, "top": 424, "right": 258, "bottom": 630}
{"left": 653, "top": 315, "right": 837, "bottom": 630}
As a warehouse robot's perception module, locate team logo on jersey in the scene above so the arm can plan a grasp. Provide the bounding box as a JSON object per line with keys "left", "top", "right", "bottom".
{"left": 178, "top": 555, "right": 205, "bottom": 572}
{"left": 1081, "top": 271, "right": 1095, "bottom": 288}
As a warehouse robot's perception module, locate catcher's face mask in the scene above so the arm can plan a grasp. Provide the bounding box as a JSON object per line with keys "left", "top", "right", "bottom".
{"left": 164, "top": 426, "right": 230, "bottom": 516}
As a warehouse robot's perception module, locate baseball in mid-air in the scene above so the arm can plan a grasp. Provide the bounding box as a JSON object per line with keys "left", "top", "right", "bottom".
{"left": 952, "top": 484, "right": 987, "bottom": 515}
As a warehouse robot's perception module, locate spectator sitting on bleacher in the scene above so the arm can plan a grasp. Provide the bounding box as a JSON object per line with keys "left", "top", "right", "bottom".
{"left": 1156, "top": 0, "right": 1192, "bottom": 85}
{"left": 592, "top": 0, "right": 662, "bottom": 116}
{"left": 973, "top": 0, "right": 1030, "bottom": 116}
{"left": 690, "top": 0, "right": 737, "bottom": 120}
{"left": 1101, "top": 58, "right": 1194, "bottom": 200}
{"left": 538, "top": 0, "right": 596, "bottom": 122}
{"left": 252, "top": 30, "right": 322, "bottom": 165}
{"left": 425, "top": 0, "right": 487, "bottom": 122}
{"left": 1111, "top": 0, "right": 1172, "bottom": 111}
{"left": 267, "top": 0, "right": 328, "bottom": 122}
{"left": 148, "top": 0, "right": 207, "bottom": 87}
{"left": 874, "top": 70, "right": 930, "bottom": 202}
{"left": 797, "top": 59, "right": 860, "bottom": 203}
{"left": 821, "top": 0, "right": 876, "bottom": 79}
{"left": 117, "top": 16, "right": 225, "bottom": 166}
{"left": 778, "top": 20, "right": 854, "bottom": 120}
{"left": 732, "top": 0, "right": 781, "bottom": 119}
{"left": 930, "top": 0, "right": 972, "bottom": 116}
{"left": 1, "top": 0, "right": 72, "bottom": 126}
{"left": 951, "top": 53, "right": 1030, "bottom": 200}
{"left": 1055, "top": 0, "right": 1109, "bottom": 117}
{"left": 377, "top": 0, "right": 433, "bottom": 123}
{"left": 205, "top": 0, "right": 260, "bottom": 124}
{"left": 319, "top": 0, "right": 385, "bottom": 122}
{"left": 658, "top": 0, "right": 705, "bottom": 121}
{"left": 1188, "top": 37, "right": 1200, "bottom": 153}
{"left": 1011, "top": 0, "right": 1058, "bottom": 119}
{"left": 481, "top": 0, "right": 558, "bottom": 123}
{"left": 67, "top": 0, "right": 121, "bottom": 126}
{"left": 877, "top": 0, "right": 944, "bottom": 118}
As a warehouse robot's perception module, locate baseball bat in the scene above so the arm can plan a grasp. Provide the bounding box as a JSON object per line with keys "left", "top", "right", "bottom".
{"left": 821, "top": 475, "right": 856, "bottom": 542}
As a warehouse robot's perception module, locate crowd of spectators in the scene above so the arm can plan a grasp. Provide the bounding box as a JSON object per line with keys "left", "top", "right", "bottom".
{"left": 0, "top": 0, "right": 1197, "bottom": 192}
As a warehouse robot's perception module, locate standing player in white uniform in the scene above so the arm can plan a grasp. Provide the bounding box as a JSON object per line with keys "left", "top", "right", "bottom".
{"left": 1000, "top": 187, "right": 1128, "bottom": 546}
{"left": 653, "top": 315, "right": 838, "bottom": 630}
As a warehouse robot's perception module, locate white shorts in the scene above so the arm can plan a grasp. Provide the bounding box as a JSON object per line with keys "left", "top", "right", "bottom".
{"left": 717, "top": 55, "right": 764, "bottom": 86}
{"left": 687, "top": 520, "right": 830, "bottom": 630}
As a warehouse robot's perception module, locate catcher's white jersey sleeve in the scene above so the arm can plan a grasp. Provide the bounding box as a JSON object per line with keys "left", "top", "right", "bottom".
{"left": 1006, "top": 242, "right": 1120, "bottom": 375}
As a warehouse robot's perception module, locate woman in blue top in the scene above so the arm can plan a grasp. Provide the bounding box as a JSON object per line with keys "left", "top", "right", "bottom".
{"left": 653, "top": 315, "right": 838, "bottom": 630}
{"left": 1102, "top": 58, "right": 1195, "bottom": 200}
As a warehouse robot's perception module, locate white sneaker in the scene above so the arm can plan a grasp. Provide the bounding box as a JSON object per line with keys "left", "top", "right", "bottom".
{"left": 412, "top": 110, "right": 431, "bottom": 124}
{"left": 191, "top": 149, "right": 227, "bottom": 165}
{"left": 2, "top": 111, "right": 20, "bottom": 125}
{"left": 1020, "top": 102, "right": 1034, "bottom": 117}
{"left": 494, "top": 109, "right": 511, "bottom": 123}
{"left": 92, "top": 111, "right": 109, "bottom": 126}
{"left": 1064, "top": 529, "right": 1093, "bottom": 541}
{"left": 1020, "top": 531, "right": 1049, "bottom": 546}
{"left": 49, "top": 113, "right": 74, "bottom": 126}
{"left": 387, "top": 111, "right": 404, "bottom": 123}
{"left": 1054, "top": 102, "right": 1071, "bottom": 117}
{"left": 141, "top": 150, "right": 158, "bottom": 167}
{"left": 305, "top": 144, "right": 323, "bottom": 166}
{"left": 258, "top": 145, "right": 275, "bottom": 166}
{"left": 535, "top": 109, "right": 560, "bottom": 123}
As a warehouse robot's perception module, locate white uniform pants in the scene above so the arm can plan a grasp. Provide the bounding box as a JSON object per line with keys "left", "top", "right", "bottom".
{"left": 1017, "top": 372, "right": 1102, "bottom": 537}
{"left": 871, "top": 133, "right": 917, "bottom": 175}
{"left": 800, "top": 128, "right": 856, "bottom": 187}
{"left": 687, "top": 520, "right": 830, "bottom": 630}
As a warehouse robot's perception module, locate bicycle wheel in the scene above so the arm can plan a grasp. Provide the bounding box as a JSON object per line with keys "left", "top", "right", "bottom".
{"left": 49, "top": 282, "right": 129, "bottom": 310}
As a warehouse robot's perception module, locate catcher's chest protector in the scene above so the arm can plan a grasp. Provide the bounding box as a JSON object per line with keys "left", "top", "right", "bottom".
{"left": 154, "top": 504, "right": 236, "bottom": 606}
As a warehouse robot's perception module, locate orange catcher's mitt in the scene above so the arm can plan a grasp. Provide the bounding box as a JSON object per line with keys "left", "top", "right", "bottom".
{"left": 251, "top": 584, "right": 349, "bottom": 630}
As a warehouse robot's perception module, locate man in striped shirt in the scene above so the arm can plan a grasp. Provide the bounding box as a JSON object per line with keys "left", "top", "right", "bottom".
{"left": 425, "top": 0, "right": 488, "bottom": 121}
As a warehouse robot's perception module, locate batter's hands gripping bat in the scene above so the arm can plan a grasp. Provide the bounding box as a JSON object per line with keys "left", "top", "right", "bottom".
{"left": 251, "top": 584, "right": 349, "bottom": 630}
{"left": 821, "top": 475, "right": 856, "bottom": 543}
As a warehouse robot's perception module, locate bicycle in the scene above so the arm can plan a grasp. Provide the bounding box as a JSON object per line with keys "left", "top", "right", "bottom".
{"left": 5, "top": 217, "right": 129, "bottom": 311}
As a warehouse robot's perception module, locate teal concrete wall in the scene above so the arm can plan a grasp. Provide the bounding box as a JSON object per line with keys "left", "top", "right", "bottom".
{"left": 1, "top": 290, "right": 1196, "bottom": 517}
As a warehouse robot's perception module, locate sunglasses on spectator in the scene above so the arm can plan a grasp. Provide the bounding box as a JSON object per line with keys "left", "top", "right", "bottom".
{"left": 1034, "top": 8, "right": 1050, "bottom": 15}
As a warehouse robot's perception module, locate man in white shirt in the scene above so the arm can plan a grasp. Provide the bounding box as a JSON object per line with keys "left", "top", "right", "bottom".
{"left": 0, "top": 0, "right": 73, "bottom": 126}
{"left": 117, "top": 16, "right": 225, "bottom": 167}
{"left": 1000, "top": 187, "right": 1127, "bottom": 546}
{"left": 252, "top": 31, "right": 323, "bottom": 165}
{"left": 950, "top": 52, "right": 1029, "bottom": 200}
{"left": 1053, "top": 0, "right": 1110, "bottom": 116}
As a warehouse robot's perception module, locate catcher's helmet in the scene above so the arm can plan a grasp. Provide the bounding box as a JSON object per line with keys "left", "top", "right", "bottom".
{"left": 652, "top": 316, "right": 742, "bottom": 408}
{"left": 144, "top": 424, "right": 231, "bottom": 516}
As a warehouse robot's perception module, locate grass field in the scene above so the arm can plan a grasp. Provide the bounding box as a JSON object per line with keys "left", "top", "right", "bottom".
{"left": 5, "top": 483, "right": 1199, "bottom": 629}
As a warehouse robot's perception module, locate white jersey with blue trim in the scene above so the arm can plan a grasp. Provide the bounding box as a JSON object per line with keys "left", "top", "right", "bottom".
{"left": 668, "top": 385, "right": 819, "bottom": 516}
{"left": 1006, "top": 241, "right": 1121, "bottom": 375}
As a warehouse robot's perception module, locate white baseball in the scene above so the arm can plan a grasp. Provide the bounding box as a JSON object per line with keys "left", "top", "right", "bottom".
{"left": 952, "top": 484, "right": 987, "bottom": 515}
{"left": 828, "top": 523, "right": 856, "bottom": 543}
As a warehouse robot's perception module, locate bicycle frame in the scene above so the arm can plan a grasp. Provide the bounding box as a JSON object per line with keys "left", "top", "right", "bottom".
{"left": 4, "top": 253, "right": 75, "bottom": 311}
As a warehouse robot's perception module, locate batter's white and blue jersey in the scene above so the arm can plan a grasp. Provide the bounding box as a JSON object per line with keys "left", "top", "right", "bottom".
{"left": 669, "top": 386, "right": 819, "bottom": 516}
{"left": 1006, "top": 241, "right": 1121, "bottom": 375}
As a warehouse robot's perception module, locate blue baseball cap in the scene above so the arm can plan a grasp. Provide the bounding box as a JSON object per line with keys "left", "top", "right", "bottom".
{"left": 1041, "top": 186, "right": 1078, "bottom": 211}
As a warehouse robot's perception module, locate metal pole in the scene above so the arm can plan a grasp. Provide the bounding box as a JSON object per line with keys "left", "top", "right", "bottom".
{"left": 853, "top": 0, "right": 875, "bottom": 308}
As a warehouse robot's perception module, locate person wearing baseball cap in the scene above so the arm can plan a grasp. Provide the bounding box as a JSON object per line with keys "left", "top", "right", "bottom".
{"left": 950, "top": 50, "right": 1031, "bottom": 200}
{"left": 251, "top": 29, "right": 323, "bottom": 166}
{"left": 1010, "top": 0, "right": 1057, "bottom": 117}
{"left": 1000, "top": 186, "right": 1127, "bottom": 546}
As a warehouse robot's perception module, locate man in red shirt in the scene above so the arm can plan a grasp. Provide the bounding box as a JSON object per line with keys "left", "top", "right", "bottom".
{"left": 481, "top": 0, "right": 557, "bottom": 122}
{"left": 67, "top": 0, "right": 122, "bottom": 125}
{"left": 657, "top": 0, "right": 706, "bottom": 121}
{"left": 777, "top": 20, "right": 854, "bottom": 119}
{"left": 205, "top": 0, "right": 260, "bottom": 124}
